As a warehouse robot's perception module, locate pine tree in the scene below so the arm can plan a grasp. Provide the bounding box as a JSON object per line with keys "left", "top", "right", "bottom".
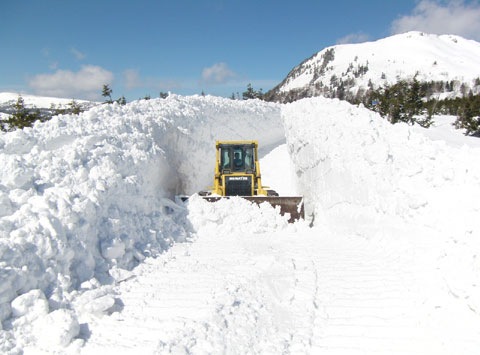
{"left": 116, "top": 96, "right": 127, "bottom": 105}
{"left": 5, "top": 96, "right": 40, "bottom": 130}
{"left": 102, "top": 84, "right": 113, "bottom": 103}
{"left": 242, "top": 84, "right": 256, "bottom": 100}
{"left": 258, "top": 88, "right": 264, "bottom": 100}
{"left": 455, "top": 95, "right": 480, "bottom": 136}
{"left": 405, "top": 76, "right": 423, "bottom": 124}
{"left": 52, "top": 100, "right": 85, "bottom": 116}
{"left": 242, "top": 84, "right": 264, "bottom": 100}
{"left": 67, "top": 99, "right": 83, "bottom": 114}
{"left": 13, "top": 96, "right": 28, "bottom": 120}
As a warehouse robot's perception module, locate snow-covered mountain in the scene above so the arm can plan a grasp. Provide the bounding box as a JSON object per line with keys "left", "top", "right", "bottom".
{"left": 265, "top": 31, "right": 480, "bottom": 103}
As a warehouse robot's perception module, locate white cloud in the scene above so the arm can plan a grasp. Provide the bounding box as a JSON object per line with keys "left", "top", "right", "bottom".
{"left": 28, "top": 65, "right": 114, "bottom": 100}
{"left": 201, "top": 62, "right": 237, "bottom": 84}
{"left": 71, "top": 47, "right": 86, "bottom": 60}
{"left": 336, "top": 32, "right": 370, "bottom": 44}
{"left": 392, "top": 0, "right": 480, "bottom": 40}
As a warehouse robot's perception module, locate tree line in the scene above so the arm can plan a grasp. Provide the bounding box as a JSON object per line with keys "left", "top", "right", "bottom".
{"left": 361, "top": 77, "right": 480, "bottom": 136}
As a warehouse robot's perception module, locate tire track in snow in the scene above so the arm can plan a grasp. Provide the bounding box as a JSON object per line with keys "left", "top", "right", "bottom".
{"left": 79, "top": 221, "right": 480, "bottom": 354}
{"left": 307, "top": 233, "right": 480, "bottom": 355}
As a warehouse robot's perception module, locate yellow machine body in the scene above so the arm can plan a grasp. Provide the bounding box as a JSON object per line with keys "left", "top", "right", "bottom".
{"left": 200, "top": 141, "right": 304, "bottom": 222}
{"left": 206, "top": 141, "right": 270, "bottom": 197}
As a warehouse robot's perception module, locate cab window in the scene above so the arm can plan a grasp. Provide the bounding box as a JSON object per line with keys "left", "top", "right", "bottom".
{"left": 220, "top": 148, "right": 231, "bottom": 170}
{"left": 244, "top": 147, "right": 254, "bottom": 169}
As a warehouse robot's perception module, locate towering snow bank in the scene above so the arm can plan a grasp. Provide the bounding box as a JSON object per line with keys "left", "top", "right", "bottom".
{"left": 283, "top": 97, "right": 480, "bottom": 238}
{"left": 0, "top": 95, "right": 282, "bottom": 324}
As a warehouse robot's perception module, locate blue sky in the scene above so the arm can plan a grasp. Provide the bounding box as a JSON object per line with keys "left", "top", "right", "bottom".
{"left": 2, "top": 0, "right": 480, "bottom": 101}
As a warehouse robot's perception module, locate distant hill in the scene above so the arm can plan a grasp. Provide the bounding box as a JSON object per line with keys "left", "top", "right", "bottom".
{"left": 0, "top": 92, "right": 97, "bottom": 122}
{"left": 0, "top": 92, "right": 95, "bottom": 108}
{"left": 265, "top": 32, "right": 480, "bottom": 103}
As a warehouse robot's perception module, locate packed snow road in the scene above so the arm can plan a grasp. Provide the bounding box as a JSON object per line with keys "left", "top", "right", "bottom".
{"left": 80, "top": 197, "right": 480, "bottom": 354}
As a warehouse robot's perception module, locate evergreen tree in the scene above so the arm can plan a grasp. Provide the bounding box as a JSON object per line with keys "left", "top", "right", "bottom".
{"left": 366, "top": 80, "right": 432, "bottom": 127}
{"left": 242, "top": 84, "right": 263, "bottom": 100}
{"left": 405, "top": 76, "right": 423, "bottom": 124}
{"left": 258, "top": 88, "right": 264, "bottom": 99}
{"left": 455, "top": 94, "right": 480, "bottom": 136}
{"left": 67, "top": 99, "right": 83, "bottom": 114}
{"left": 4, "top": 96, "right": 41, "bottom": 130}
{"left": 13, "top": 96, "right": 28, "bottom": 121}
{"left": 102, "top": 84, "right": 113, "bottom": 103}
{"left": 243, "top": 84, "right": 256, "bottom": 100}
{"left": 51, "top": 100, "right": 85, "bottom": 116}
{"left": 116, "top": 96, "right": 127, "bottom": 105}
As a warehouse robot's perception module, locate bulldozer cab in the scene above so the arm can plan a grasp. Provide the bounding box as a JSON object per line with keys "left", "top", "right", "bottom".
{"left": 219, "top": 143, "right": 255, "bottom": 173}
{"left": 215, "top": 141, "right": 260, "bottom": 197}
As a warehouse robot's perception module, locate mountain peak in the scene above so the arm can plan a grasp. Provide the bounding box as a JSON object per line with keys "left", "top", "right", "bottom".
{"left": 265, "top": 32, "right": 480, "bottom": 103}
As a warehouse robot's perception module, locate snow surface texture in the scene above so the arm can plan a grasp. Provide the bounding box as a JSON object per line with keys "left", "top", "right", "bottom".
{"left": 280, "top": 31, "right": 480, "bottom": 94}
{"left": 283, "top": 97, "right": 480, "bottom": 239}
{"left": 1, "top": 93, "right": 480, "bottom": 353}
{"left": 0, "top": 95, "right": 282, "bottom": 352}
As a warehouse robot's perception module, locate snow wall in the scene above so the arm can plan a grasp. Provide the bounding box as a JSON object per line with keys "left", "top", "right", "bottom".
{"left": 0, "top": 95, "right": 283, "bottom": 322}
{"left": 2, "top": 92, "right": 480, "bottom": 331}
{"left": 283, "top": 97, "right": 480, "bottom": 238}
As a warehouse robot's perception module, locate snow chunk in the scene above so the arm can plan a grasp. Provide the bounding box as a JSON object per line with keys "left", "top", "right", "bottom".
{"left": 32, "top": 309, "right": 79, "bottom": 347}
{"left": 73, "top": 288, "right": 115, "bottom": 315}
{"left": 186, "top": 195, "right": 291, "bottom": 236}
{"left": 101, "top": 240, "right": 126, "bottom": 260}
{"left": 11, "top": 289, "right": 49, "bottom": 320}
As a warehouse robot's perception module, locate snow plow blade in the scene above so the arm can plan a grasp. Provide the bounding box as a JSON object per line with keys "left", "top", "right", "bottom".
{"left": 202, "top": 196, "right": 304, "bottom": 223}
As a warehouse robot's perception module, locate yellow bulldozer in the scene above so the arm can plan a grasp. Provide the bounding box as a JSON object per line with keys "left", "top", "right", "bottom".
{"left": 198, "top": 141, "right": 304, "bottom": 222}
